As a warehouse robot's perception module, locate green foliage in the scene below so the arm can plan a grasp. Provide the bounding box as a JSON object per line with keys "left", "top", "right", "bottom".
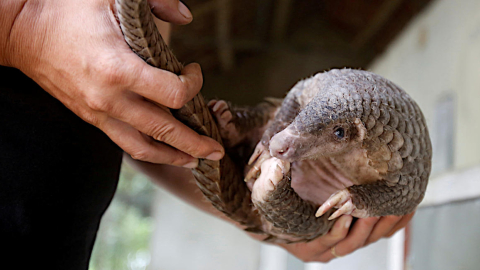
{"left": 89, "top": 164, "right": 154, "bottom": 270}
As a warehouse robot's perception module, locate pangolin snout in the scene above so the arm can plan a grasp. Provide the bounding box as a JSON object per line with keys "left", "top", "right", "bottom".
{"left": 269, "top": 127, "right": 300, "bottom": 161}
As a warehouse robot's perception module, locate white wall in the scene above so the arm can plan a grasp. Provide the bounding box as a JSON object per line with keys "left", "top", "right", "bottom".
{"left": 149, "top": 187, "right": 261, "bottom": 270}
{"left": 370, "top": 0, "right": 480, "bottom": 174}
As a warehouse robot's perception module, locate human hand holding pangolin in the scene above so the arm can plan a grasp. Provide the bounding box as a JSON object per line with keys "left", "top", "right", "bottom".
{"left": 0, "top": 0, "right": 224, "bottom": 167}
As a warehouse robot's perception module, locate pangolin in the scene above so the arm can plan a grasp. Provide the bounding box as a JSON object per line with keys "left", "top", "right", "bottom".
{"left": 115, "top": 0, "right": 432, "bottom": 243}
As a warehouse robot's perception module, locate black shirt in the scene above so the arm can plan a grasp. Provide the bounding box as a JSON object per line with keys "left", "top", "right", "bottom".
{"left": 0, "top": 66, "right": 123, "bottom": 269}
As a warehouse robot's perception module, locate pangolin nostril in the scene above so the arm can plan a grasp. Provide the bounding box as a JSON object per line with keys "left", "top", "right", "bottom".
{"left": 278, "top": 147, "right": 289, "bottom": 155}
{"left": 270, "top": 145, "right": 291, "bottom": 159}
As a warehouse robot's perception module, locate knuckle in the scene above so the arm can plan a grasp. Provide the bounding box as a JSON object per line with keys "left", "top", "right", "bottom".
{"left": 96, "top": 59, "right": 128, "bottom": 86}
{"left": 102, "top": 69, "right": 123, "bottom": 86}
{"left": 82, "top": 111, "right": 101, "bottom": 126}
{"left": 71, "top": 102, "right": 103, "bottom": 126}
{"left": 85, "top": 94, "right": 111, "bottom": 112}
{"left": 150, "top": 122, "right": 176, "bottom": 142}
{"left": 167, "top": 157, "right": 187, "bottom": 167}
{"left": 130, "top": 150, "right": 150, "bottom": 161}
{"left": 170, "top": 85, "right": 189, "bottom": 109}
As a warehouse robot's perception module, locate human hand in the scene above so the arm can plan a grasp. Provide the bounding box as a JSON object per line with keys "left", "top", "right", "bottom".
{"left": 2, "top": 0, "right": 224, "bottom": 167}
{"left": 278, "top": 212, "right": 415, "bottom": 263}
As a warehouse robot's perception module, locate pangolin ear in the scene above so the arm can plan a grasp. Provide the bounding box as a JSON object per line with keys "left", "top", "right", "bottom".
{"left": 353, "top": 118, "right": 367, "bottom": 142}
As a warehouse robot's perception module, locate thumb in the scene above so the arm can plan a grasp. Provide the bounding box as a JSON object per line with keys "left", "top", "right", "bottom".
{"left": 149, "top": 0, "right": 193, "bottom": 25}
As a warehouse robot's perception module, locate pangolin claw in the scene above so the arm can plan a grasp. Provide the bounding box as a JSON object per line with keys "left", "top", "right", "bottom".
{"left": 315, "top": 189, "right": 352, "bottom": 219}
{"left": 245, "top": 143, "right": 272, "bottom": 182}
{"left": 316, "top": 189, "right": 371, "bottom": 219}
{"left": 328, "top": 200, "right": 355, "bottom": 220}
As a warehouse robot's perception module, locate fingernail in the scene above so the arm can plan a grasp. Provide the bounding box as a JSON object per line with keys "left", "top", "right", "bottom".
{"left": 178, "top": 1, "right": 192, "bottom": 20}
{"left": 206, "top": 151, "right": 223, "bottom": 161}
{"left": 344, "top": 216, "right": 352, "bottom": 229}
{"left": 183, "top": 159, "right": 198, "bottom": 168}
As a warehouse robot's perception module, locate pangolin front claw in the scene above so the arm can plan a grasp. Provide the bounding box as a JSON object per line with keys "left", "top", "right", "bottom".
{"left": 245, "top": 143, "right": 271, "bottom": 182}
{"left": 248, "top": 142, "right": 266, "bottom": 165}
{"left": 208, "top": 100, "right": 232, "bottom": 126}
{"left": 315, "top": 190, "right": 351, "bottom": 219}
{"left": 316, "top": 189, "right": 370, "bottom": 219}
{"left": 251, "top": 157, "right": 290, "bottom": 203}
{"left": 207, "top": 100, "right": 241, "bottom": 147}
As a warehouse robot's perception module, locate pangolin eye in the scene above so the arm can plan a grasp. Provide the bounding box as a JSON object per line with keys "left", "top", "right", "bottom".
{"left": 334, "top": 127, "right": 345, "bottom": 139}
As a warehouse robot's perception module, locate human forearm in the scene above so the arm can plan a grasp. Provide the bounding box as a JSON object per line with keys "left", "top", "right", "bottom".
{"left": 0, "top": 0, "right": 27, "bottom": 66}
{"left": 124, "top": 154, "right": 234, "bottom": 221}
{"left": 128, "top": 155, "right": 414, "bottom": 262}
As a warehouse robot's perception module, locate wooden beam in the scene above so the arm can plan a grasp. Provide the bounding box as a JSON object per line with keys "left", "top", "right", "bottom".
{"left": 190, "top": 1, "right": 216, "bottom": 18}
{"left": 271, "top": 0, "right": 293, "bottom": 42}
{"left": 352, "top": 0, "right": 404, "bottom": 49}
{"left": 216, "top": 0, "right": 234, "bottom": 71}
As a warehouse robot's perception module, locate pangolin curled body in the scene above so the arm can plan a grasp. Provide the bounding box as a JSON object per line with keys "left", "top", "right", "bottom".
{"left": 115, "top": 0, "right": 432, "bottom": 243}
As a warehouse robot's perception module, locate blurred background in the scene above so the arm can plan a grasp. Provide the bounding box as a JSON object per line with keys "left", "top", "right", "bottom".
{"left": 89, "top": 0, "right": 480, "bottom": 269}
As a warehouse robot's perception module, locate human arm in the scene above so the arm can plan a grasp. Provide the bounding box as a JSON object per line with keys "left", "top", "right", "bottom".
{"left": 125, "top": 154, "right": 414, "bottom": 263}
{"left": 0, "top": 0, "right": 224, "bottom": 167}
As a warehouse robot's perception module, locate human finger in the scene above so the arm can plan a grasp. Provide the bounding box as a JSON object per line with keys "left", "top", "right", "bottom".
{"left": 385, "top": 212, "right": 415, "bottom": 237}
{"left": 149, "top": 0, "right": 193, "bottom": 25}
{"left": 130, "top": 62, "right": 203, "bottom": 109}
{"left": 280, "top": 215, "right": 352, "bottom": 263}
{"left": 317, "top": 215, "right": 353, "bottom": 248}
{"left": 101, "top": 117, "right": 199, "bottom": 167}
{"left": 317, "top": 217, "right": 379, "bottom": 262}
{"left": 364, "top": 215, "right": 402, "bottom": 245}
{"left": 97, "top": 93, "right": 224, "bottom": 160}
